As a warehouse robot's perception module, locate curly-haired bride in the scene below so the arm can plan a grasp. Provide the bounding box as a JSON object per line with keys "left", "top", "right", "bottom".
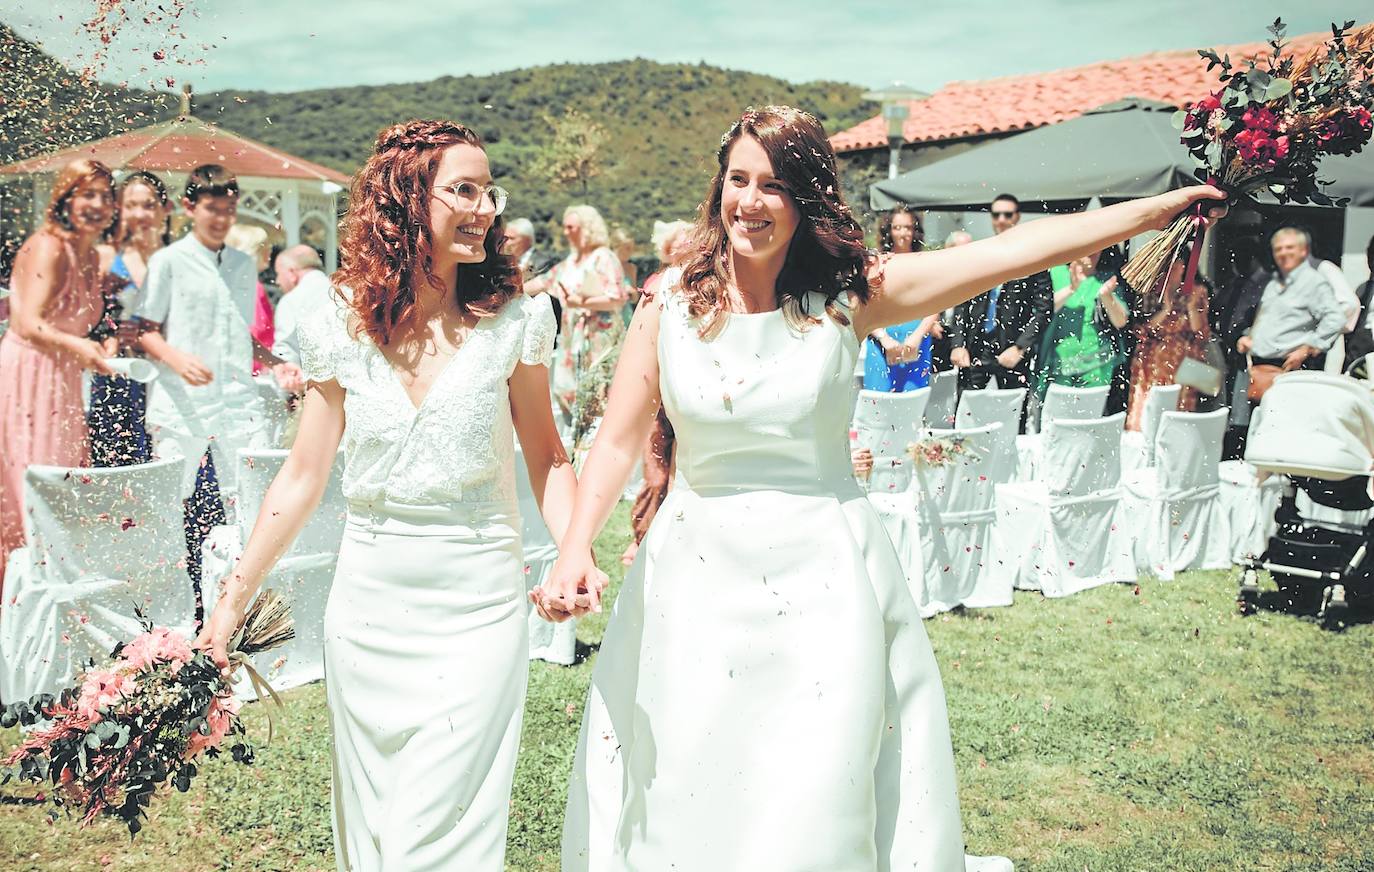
{"left": 197, "top": 120, "right": 587, "bottom": 872}
{"left": 537, "top": 106, "right": 1224, "bottom": 870}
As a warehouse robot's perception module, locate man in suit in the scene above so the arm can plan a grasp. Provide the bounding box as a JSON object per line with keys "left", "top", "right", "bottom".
{"left": 948, "top": 194, "right": 1053, "bottom": 427}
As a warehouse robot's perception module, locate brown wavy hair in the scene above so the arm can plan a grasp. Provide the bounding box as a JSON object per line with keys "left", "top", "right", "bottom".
{"left": 678, "top": 106, "right": 870, "bottom": 338}
{"left": 334, "top": 119, "right": 519, "bottom": 346}
{"left": 44, "top": 158, "right": 116, "bottom": 236}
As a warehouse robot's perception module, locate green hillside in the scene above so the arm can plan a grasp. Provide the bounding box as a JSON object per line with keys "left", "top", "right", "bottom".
{"left": 1, "top": 23, "right": 876, "bottom": 253}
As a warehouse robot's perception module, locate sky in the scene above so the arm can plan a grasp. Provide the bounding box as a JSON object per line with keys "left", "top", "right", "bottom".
{"left": 3, "top": 0, "right": 1368, "bottom": 95}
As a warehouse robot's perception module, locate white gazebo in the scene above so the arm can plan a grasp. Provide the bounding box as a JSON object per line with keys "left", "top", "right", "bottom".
{"left": 0, "top": 88, "right": 350, "bottom": 271}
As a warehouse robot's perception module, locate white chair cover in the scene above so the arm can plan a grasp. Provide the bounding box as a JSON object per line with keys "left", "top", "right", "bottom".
{"left": 924, "top": 369, "right": 959, "bottom": 428}
{"left": 1120, "top": 384, "right": 1182, "bottom": 474}
{"left": 201, "top": 448, "right": 347, "bottom": 697}
{"left": 1120, "top": 409, "right": 1231, "bottom": 579}
{"left": 1, "top": 458, "right": 194, "bottom": 703}
{"left": 1217, "top": 460, "right": 1281, "bottom": 562}
{"left": 853, "top": 388, "right": 931, "bottom": 494}
{"left": 1020, "top": 384, "right": 1115, "bottom": 477}
{"left": 515, "top": 441, "right": 577, "bottom": 665}
{"left": 992, "top": 413, "right": 1135, "bottom": 597}
{"left": 1037, "top": 383, "right": 1109, "bottom": 431}
{"left": 956, "top": 387, "right": 1024, "bottom": 481}
{"left": 911, "top": 423, "right": 1014, "bottom": 615}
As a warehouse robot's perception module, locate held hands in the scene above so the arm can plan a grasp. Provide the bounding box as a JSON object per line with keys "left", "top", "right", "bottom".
{"left": 1236, "top": 335, "right": 1253, "bottom": 355}
{"left": 171, "top": 350, "right": 214, "bottom": 386}
{"left": 1098, "top": 276, "right": 1119, "bottom": 298}
{"left": 950, "top": 347, "right": 971, "bottom": 369}
{"left": 530, "top": 548, "right": 611, "bottom": 622}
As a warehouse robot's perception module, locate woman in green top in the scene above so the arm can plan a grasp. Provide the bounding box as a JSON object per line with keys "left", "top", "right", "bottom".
{"left": 1036, "top": 245, "right": 1134, "bottom": 410}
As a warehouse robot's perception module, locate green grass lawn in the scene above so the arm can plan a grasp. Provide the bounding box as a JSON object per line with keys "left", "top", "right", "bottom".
{"left": 4, "top": 503, "right": 1372, "bottom": 871}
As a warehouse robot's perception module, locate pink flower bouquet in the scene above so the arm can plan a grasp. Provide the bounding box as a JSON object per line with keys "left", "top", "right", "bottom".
{"left": 1, "top": 592, "right": 292, "bottom": 836}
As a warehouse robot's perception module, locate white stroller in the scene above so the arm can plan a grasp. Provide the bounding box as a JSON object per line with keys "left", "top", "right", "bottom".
{"left": 1237, "top": 371, "right": 1374, "bottom": 629}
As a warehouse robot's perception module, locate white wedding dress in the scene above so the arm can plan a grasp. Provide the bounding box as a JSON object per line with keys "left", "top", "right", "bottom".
{"left": 299, "top": 291, "right": 556, "bottom": 872}
{"left": 563, "top": 291, "right": 1008, "bottom": 871}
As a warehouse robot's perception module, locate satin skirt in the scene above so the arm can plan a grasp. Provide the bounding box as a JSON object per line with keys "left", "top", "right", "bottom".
{"left": 324, "top": 501, "right": 528, "bottom": 872}
{"left": 562, "top": 485, "right": 967, "bottom": 872}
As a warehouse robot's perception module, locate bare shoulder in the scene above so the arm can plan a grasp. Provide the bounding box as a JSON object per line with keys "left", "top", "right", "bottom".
{"left": 15, "top": 231, "right": 68, "bottom": 277}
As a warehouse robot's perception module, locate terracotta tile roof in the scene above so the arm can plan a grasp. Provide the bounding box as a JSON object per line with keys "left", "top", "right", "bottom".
{"left": 0, "top": 115, "right": 351, "bottom": 184}
{"left": 830, "top": 29, "right": 1334, "bottom": 153}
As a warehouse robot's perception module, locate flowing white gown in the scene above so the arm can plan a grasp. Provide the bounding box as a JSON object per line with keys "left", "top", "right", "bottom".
{"left": 299, "top": 291, "right": 556, "bottom": 872}
{"left": 563, "top": 291, "right": 1004, "bottom": 871}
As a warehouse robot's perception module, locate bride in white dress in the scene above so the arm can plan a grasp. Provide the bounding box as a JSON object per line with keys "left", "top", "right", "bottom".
{"left": 534, "top": 106, "right": 1225, "bottom": 870}
{"left": 198, "top": 120, "right": 584, "bottom": 872}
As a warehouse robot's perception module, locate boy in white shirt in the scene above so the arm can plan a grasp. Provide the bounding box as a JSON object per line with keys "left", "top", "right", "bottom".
{"left": 136, "top": 164, "right": 289, "bottom": 618}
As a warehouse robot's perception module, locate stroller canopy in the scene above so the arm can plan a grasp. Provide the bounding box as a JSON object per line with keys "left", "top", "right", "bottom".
{"left": 1246, "top": 372, "right": 1374, "bottom": 480}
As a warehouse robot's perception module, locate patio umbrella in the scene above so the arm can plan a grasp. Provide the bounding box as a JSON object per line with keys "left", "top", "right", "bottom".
{"left": 871, "top": 97, "right": 1374, "bottom": 210}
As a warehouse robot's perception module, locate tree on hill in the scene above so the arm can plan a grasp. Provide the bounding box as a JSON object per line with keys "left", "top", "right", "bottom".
{"left": 530, "top": 107, "right": 608, "bottom": 195}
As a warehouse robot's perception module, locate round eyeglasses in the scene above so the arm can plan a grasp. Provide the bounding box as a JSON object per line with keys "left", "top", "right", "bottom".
{"left": 432, "top": 181, "right": 508, "bottom": 217}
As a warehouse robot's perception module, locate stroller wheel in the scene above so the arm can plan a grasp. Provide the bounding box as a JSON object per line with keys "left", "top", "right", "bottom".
{"left": 1237, "top": 568, "right": 1261, "bottom": 616}
{"left": 1320, "top": 585, "right": 1350, "bottom": 631}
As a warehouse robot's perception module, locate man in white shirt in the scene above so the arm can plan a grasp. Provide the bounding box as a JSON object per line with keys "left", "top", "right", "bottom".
{"left": 135, "top": 164, "right": 275, "bottom": 615}
{"left": 271, "top": 244, "right": 332, "bottom": 385}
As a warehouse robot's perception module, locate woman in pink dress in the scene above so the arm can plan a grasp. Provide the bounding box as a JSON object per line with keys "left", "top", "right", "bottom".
{"left": 0, "top": 159, "right": 117, "bottom": 591}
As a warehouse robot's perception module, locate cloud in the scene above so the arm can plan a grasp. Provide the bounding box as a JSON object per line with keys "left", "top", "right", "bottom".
{"left": 6, "top": 0, "right": 1363, "bottom": 93}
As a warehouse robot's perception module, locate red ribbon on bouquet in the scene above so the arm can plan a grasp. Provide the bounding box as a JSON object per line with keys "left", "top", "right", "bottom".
{"left": 1180, "top": 178, "right": 1225, "bottom": 296}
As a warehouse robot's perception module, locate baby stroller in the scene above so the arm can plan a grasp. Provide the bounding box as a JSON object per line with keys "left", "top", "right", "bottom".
{"left": 1237, "top": 371, "right": 1374, "bottom": 629}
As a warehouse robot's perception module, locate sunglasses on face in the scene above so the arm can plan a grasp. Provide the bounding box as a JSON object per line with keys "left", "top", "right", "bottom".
{"left": 991, "top": 210, "right": 1017, "bottom": 219}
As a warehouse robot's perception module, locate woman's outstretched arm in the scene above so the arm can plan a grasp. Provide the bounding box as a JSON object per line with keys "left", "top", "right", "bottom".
{"left": 855, "top": 185, "right": 1227, "bottom": 336}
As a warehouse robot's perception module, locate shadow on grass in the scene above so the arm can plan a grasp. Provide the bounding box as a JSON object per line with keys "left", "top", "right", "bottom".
{"left": 572, "top": 639, "right": 600, "bottom": 665}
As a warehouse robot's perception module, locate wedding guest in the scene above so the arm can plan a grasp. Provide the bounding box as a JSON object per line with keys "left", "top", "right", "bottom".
{"left": 501, "top": 217, "right": 538, "bottom": 279}
{"left": 1213, "top": 234, "right": 1271, "bottom": 458}
{"left": 1341, "top": 234, "right": 1374, "bottom": 365}
{"left": 225, "top": 224, "right": 277, "bottom": 377}
{"left": 949, "top": 193, "right": 1054, "bottom": 430}
{"left": 270, "top": 244, "right": 329, "bottom": 387}
{"left": 1037, "top": 245, "right": 1133, "bottom": 413}
{"left": 526, "top": 204, "right": 626, "bottom": 438}
{"left": 89, "top": 170, "right": 170, "bottom": 466}
{"left": 865, "top": 206, "right": 933, "bottom": 392}
{"left": 929, "top": 230, "right": 973, "bottom": 372}
{"left": 641, "top": 219, "right": 693, "bottom": 299}
{"left": 135, "top": 164, "right": 277, "bottom": 615}
{"left": 1126, "top": 255, "right": 1212, "bottom": 428}
{"left": 1235, "top": 227, "right": 1346, "bottom": 390}
{"left": 0, "top": 159, "right": 116, "bottom": 591}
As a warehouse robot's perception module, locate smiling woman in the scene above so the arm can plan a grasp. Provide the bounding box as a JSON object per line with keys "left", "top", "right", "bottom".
{"left": 194, "top": 119, "right": 582, "bottom": 872}
{"left": 0, "top": 158, "right": 117, "bottom": 592}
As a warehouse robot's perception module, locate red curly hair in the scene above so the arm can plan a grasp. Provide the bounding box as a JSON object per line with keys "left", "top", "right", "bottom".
{"left": 334, "top": 119, "right": 520, "bottom": 346}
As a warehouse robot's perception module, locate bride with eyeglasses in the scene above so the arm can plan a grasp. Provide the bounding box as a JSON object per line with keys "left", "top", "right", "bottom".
{"left": 196, "top": 120, "right": 587, "bottom": 872}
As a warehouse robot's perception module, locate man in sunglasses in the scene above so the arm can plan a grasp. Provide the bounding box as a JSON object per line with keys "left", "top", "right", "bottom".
{"left": 948, "top": 193, "right": 1053, "bottom": 431}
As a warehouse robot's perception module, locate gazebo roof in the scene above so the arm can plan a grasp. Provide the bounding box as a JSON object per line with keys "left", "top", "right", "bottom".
{"left": 0, "top": 112, "right": 350, "bottom": 185}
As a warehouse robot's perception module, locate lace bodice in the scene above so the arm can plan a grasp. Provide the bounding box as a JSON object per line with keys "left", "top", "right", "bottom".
{"left": 299, "top": 291, "right": 556, "bottom": 507}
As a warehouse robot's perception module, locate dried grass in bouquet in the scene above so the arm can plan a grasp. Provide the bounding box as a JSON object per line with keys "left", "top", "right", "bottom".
{"left": 0, "top": 591, "right": 293, "bottom": 835}
{"left": 1121, "top": 18, "right": 1374, "bottom": 298}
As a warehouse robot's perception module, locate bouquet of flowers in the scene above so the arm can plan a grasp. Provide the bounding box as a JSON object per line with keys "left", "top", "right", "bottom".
{"left": 908, "top": 432, "right": 983, "bottom": 468}
{"left": 0, "top": 592, "right": 293, "bottom": 836}
{"left": 1121, "top": 18, "right": 1374, "bottom": 297}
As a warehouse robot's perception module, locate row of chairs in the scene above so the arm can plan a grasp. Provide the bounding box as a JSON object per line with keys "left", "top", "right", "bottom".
{"left": 853, "top": 381, "right": 1263, "bottom": 618}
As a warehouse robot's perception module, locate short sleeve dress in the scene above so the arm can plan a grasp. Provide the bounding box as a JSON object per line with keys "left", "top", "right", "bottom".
{"left": 299, "top": 290, "right": 557, "bottom": 872}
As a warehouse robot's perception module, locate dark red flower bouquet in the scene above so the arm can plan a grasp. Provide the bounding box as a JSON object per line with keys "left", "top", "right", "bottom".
{"left": 1121, "top": 19, "right": 1374, "bottom": 296}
